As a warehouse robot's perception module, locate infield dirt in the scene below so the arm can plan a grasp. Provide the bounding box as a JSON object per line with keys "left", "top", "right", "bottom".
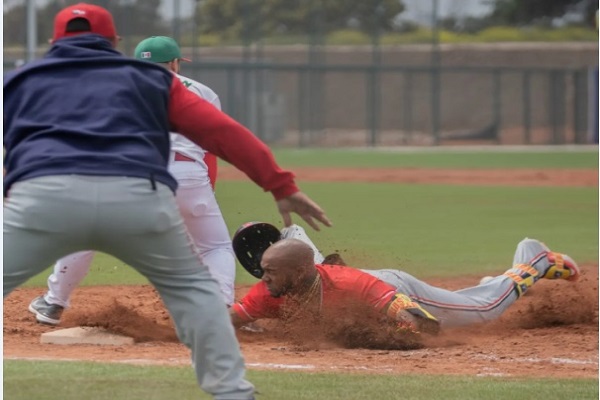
{"left": 4, "top": 167, "right": 598, "bottom": 378}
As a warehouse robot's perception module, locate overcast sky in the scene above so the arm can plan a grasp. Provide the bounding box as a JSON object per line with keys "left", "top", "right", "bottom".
{"left": 400, "top": 0, "right": 493, "bottom": 25}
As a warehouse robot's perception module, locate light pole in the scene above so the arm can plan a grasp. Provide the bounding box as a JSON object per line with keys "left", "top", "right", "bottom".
{"left": 431, "top": 0, "right": 441, "bottom": 145}
{"left": 173, "top": 0, "right": 181, "bottom": 43}
{"left": 26, "top": 0, "right": 37, "bottom": 62}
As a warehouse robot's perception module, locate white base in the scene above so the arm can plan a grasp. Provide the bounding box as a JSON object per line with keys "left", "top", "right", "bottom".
{"left": 40, "top": 327, "right": 134, "bottom": 346}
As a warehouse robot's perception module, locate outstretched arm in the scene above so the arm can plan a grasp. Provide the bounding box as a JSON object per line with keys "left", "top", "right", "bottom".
{"left": 168, "top": 78, "right": 331, "bottom": 230}
{"left": 277, "top": 192, "right": 331, "bottom": 231}
{"left": 383, "top": 294, "right": 440, "bottom": 335}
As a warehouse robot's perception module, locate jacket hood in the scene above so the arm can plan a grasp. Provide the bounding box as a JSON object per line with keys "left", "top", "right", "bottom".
{"left": 47, "top": 34, "right": 122, "bottom": 59}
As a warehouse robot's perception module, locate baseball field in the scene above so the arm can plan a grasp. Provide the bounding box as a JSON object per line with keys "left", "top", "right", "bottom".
{"left": 4, "top": 147, "right": 599, "bottom": 399}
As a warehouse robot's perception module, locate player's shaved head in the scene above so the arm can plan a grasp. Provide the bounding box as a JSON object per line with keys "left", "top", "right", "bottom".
{"left": 260, "top": 239, "right": 317, "bottom": 297}
{"left": 264, "top": 239, "right": 314, "bottom": 268}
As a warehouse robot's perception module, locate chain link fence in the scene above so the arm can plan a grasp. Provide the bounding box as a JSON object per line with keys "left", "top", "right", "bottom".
{"left": 4, "top": 0, "right": 599, "bottom": 146}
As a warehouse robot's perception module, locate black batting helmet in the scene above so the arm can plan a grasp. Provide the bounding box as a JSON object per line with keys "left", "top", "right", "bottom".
{"left": 232, "top": 221, "right": 282, "bottom": 279}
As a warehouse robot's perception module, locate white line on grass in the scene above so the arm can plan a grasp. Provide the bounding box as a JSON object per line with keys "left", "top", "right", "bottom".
{"left": 474, "top": 354, "right": 598, "bottom": 365}
{"left": 5, "top": 353, "right": 597, "bottom": 372}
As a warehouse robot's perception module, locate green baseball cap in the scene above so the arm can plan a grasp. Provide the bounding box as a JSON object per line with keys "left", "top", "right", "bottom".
{"left": 134, "top": 36, "right": 191, "bottom": 63}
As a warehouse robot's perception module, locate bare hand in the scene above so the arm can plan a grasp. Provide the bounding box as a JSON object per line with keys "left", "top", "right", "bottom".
{"left": 276, "top": 191, "right": 332, "bottom": 231}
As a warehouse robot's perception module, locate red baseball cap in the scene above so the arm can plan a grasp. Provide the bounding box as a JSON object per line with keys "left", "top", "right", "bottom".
{"left": 53, "top": 3, "right": 117, "bottom": 42}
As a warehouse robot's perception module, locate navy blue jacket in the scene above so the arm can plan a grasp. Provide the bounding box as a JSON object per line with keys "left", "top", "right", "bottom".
{"left": 3, "top": 34, "right": 178, "bottom": 196}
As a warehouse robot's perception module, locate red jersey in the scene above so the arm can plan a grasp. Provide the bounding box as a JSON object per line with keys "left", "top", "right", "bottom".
{"left": 232, "top": 264, "right": 397, "bottom": 322}
{"left": 203, "top": 152, "right": 217, "bottom": 190}
{"left": 168, "top": 78, "right": 298, "bottom": 200}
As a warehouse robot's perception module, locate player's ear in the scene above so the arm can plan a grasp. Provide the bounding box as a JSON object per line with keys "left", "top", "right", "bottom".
{"left": 172, "top": 59, "right": 180, "bottom": 74}
{"left": 110, "top": 35, "right": 121, "bottom": 48}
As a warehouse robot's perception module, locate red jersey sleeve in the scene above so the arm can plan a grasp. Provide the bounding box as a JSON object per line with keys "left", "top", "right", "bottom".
{"left": 203, "top": 152, "right": 217, "bottom": 190}
{"left": 318, "top": 265, "right": 397, "bottom": 313}
{"left": 167, "top": 78, "right": 299, "bottom": 200}
{"left": 231, "top": 282, "right": 284, "bottom": 322}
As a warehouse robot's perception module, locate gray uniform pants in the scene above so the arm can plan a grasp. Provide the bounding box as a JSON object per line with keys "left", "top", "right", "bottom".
{"left": 364, "top": 269, "right": 519, "bottom": 327}
{"left": 3, "top": 175, "right": 254, "bottom": 399}
{"left": 362, "top": 238, "right": 548, "bottom": 328}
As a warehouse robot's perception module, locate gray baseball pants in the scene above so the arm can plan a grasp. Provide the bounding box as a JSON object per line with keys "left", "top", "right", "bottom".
{"left": 364, "top": 238, "right": 550, "bottom": 328}
{"left": 3, "top": 175, "right": 254, "bottom": 399}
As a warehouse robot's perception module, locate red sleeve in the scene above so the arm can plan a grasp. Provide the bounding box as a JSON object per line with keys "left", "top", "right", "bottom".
{"left": 203, "top": 152, "right": 217, "bottom": 190}
{"left": 231, "top": 282, "right": 284, "bottom": 322}
{"left": 168, "top": 78, "right": 299, "bottom": 200}
{"left": 319, "top": 265, "right": 397, "bottom": 313}
{"left": 356, "top": 274, "right": 398, "bottom": 312}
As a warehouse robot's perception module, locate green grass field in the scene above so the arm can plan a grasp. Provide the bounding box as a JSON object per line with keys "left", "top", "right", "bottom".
{"left": 4, "top": 360, "right": 599, "bottom": 400}
{"left": 267, "top": 147, "right": 599, "bottom": 169}
{"left": 8, "top": 148, "right": 599, "bottom": 399}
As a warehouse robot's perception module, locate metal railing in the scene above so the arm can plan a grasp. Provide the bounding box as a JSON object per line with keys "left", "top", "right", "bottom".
{"left": 5, "top": 0, "right": 597, "bottom": 146}
{"left": 179, "top": 60, "right": 592, "bottom": 147}
{"left": 5, "top": 57, "right": 592, "bottom": 146}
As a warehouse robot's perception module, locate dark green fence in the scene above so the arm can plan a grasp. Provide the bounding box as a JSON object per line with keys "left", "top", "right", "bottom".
{"left": 178, "top": 60, "right": 592, "bottom": 147}
{"left": 5, "top": 0, "right": 597, "bottom": 147}
{"left": 4, "top": 57, "right": 591, "bottom": 147}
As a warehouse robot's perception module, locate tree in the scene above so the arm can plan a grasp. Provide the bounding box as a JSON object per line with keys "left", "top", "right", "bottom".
{"left": 3, "top": 0, "right": 166, "bottom": 47}
{"left": 3, "top": 4, "right": 26, "bottom": 46}
{"left": 486, "top": 0, "right": 597, "bottom": 27}
{"left": 195, "top": 0, "right": 405, "bottom": 40}
{"left": 111, "top": 0, "right": 166, "bottom": 37}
